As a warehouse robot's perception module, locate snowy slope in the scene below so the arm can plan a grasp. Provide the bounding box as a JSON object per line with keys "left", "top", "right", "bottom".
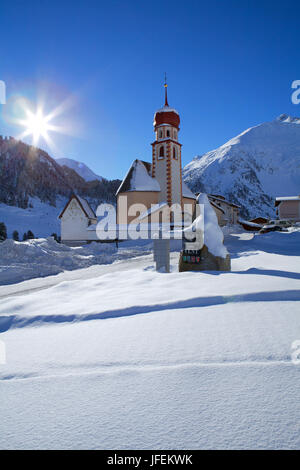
{"left": 56, "top": 157, "right": 103, "bottom": 181}
{"left": 183, "top": 114, "right": 300, "bottom": 218}
{"left": 0, "top": 197, "right": 67, "bottom": 239}
{"left": 0, "top": 230, "right": 300, "bottom": 449}
{"left": 0, "top": 137, "right": 120, "bottom": 238}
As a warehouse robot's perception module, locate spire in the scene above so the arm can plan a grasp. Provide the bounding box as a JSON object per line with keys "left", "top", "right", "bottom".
{"left": 164, "top": 72, "right": 169, "bottom": 107}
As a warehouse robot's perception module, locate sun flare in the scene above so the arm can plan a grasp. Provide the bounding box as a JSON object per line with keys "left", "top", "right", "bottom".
{"left": 21, "top": 108, "right": 51, "bottom": 145}
{"left": 6, "top": 93, "right": 79, "bottom": 153}
{"left": 14, "top": 100, "right": 66, "bottom": 152}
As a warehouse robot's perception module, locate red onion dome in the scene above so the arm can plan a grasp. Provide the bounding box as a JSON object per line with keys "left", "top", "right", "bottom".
{"left": 153, "top": 106, "right": 180, "bottom": 129}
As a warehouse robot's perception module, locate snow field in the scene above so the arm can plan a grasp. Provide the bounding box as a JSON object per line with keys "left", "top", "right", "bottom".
{"left": 0, "top": 229, "right": 299, "bottom": 449}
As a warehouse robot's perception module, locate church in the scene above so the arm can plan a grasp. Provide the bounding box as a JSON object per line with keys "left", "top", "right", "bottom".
{"left": 59, "top": 82, "right": 239, "bottom": 245}
{"left": 116, "top": 81, "right": 197, "bottom": 226}
{"left": 59, "top": 82, "right": 197, "bottom": 245}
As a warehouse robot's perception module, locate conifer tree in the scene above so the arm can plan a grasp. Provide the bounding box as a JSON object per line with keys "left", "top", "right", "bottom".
{"left": 0, "top": 222, "right": 7, "bottom": 242}
{"left": 27, "top": 230, "right": 34, "bottom": 240}
{"left": 12, "top": 230, "right": 19, "bottom": 241}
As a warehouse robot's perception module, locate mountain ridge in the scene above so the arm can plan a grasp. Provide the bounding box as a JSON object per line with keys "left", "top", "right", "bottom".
{"left": 56, "top": 157, "right": 103, "bottom": 182}
{"left": 0, "top": 136, "right": 120, "bottom": 210}
{"left": 183, "top": 115, "right": 300, "bottom": 218}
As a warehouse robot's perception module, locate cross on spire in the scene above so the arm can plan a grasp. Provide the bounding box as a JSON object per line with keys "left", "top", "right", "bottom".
{"left": 164, "top": 72, "right": 169, "bottom": 107}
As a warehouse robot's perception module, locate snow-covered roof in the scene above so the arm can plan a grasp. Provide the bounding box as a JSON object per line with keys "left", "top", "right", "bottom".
{"left": 116, "top": 160, "right": 160, "bottom": 195}
{"left": 210, "top": 201, "right": 225, "bottom": 214}
{"left": 59, "top": 194, "right": 96, "bottom": 219}
{"left": 275, "top": 195, "right": 300, "bottom": 207}
{"left": 275, "top": 196, "right": 300, "bottom": 201}
{"left": 76, "top": 196, "right": 97, "bottom": 219}
{"left": 154, "top": 105, "right": 179, "bottom": 116}
{"left": 182, "top": 181, "right": 196, "bottom": 199}
{"left": 208, "top": 194, "right": 240, "bottom": 208}
{"left": 239, "top": 219, "right": 261, "bottom": 227}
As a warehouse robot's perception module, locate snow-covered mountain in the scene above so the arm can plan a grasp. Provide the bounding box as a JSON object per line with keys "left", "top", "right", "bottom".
{"left": 183, "top": 114, "right": 300, "bottom": 218}
{"left": 0, "top": 136, "right": 120, "bottom": 237}
{"left": 56, "top": 157, "right": 103, "bottom": 182}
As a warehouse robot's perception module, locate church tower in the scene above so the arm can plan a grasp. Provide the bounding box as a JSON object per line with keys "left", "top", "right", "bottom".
{"left": 151, "top": 79, "right": 183, "bottom": 207}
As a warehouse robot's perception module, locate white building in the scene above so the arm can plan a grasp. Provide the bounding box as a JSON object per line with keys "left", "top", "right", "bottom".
{"left": 59, "top": 194, "right": 97, "bottom": 246}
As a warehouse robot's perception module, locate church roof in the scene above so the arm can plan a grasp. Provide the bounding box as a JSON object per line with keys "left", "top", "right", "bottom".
{"left": 153, "top": 80, "right": 180, "bottom": 129}
{"left": 58, "top": 194, "right": 96, "bottom": 219}
{"left": 155, "top": 105, "right": 179, "bottom": 116}
{"left": 182, "top": 181, "right": 196, "bottom": 199}
{"left": 154, "top": 106, "right": 180, "bottom": 128}
{"left": 116, "top": 159, "right": 160, "bottom": 195}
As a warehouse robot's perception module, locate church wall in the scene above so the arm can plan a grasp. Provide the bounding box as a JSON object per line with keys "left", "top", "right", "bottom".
{"left": 171, "top": 143, "right": 182, "bottom": 206}
{"left": 117, "top": 191, "right": 159, "bottom": 224}
{"left": 154, "top": 155, "right": 168, "bottom": 203}
{"left": 183, "top": 197, "right": 196, "bottom": 214}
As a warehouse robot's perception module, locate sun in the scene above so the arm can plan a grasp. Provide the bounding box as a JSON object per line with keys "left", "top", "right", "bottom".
{"left": 21, "top": 108, "right": 52, "bottom": 145}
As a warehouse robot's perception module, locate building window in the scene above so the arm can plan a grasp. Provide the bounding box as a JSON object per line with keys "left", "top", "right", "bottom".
{"left": 166, "top": 130, "right": 170, "bottom": 137}
{"left": 158, "top": 145, "right": 164, "bottom": 159}
{"left": 159, "top": 130, "right": 162, "bottom": 139}
{"left": 173, "top": 146, "right": 177, "bottom": 159}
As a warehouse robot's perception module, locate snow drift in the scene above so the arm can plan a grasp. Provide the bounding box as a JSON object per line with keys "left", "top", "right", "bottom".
{"left": 0, "top": 229, "right": 300, "bottom": 449}
{"left": 0, "top": 237, "right": 117, "bottom": 285}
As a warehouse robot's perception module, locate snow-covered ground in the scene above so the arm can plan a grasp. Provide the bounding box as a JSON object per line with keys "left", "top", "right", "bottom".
{"left": 0, "top": 237, "right": 155, "bottom": 285}
{"left": 0, "top": 230, "right": 300, "bottom": 449}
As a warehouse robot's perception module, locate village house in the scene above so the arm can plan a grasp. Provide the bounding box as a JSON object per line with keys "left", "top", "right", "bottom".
{"left": 275, "top": 196, "right": 300, "bottom": 221}
{"left": 207, "top": 194, "right": 240, "bottom": 226}
{"left": 59, "top": 194, "right": 98, "bottom": 246}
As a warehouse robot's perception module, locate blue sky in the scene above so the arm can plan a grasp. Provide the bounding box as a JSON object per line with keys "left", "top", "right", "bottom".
{"left": 0, "top": 0, "right": 300, "bottom": 179}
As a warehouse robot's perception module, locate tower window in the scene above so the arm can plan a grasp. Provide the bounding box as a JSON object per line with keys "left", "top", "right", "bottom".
{"left": 159, "top": 130, "right": 162, "bottom": 138}
{"left": 158, "top": 146, "right": 164, "bottom": 159}
{"left": 173, "top": 146, "right": 177, "bottom": 159}
{"left": 166, "top": 130, "right": 170, "bottom": 137}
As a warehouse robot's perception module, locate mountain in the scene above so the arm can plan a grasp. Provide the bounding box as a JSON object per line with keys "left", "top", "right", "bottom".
{"left": 0, "top": 136, "right": 121, "bottom": 237}
{"left": 183, "top": 114, "right": 300, "bottom": 218}
{"left": 56, "top": 157, "right": 103, "bottom": 182}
